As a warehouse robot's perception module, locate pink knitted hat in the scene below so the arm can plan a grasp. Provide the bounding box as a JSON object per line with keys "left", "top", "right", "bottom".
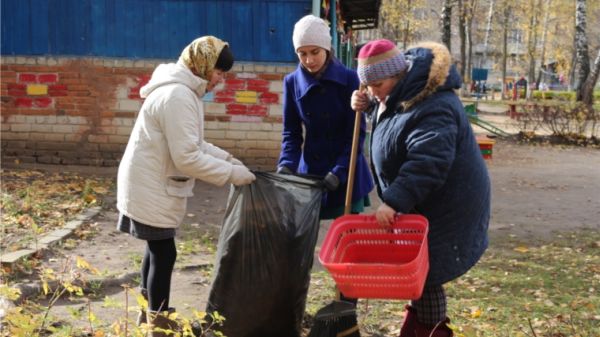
{"left": 357, "top": 39, "right": 407, "bottom": 84}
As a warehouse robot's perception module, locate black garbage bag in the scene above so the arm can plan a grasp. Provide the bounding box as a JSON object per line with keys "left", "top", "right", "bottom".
{"left": 206, "top": 171, "right": 323, "bottom": 337}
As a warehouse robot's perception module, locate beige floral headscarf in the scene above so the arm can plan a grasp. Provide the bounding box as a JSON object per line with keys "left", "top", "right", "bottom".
{"left": 179, "top": 36, "right": 228, "bottom": 80}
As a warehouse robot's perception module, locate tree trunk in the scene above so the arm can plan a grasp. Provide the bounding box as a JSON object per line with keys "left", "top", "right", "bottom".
{"left": 581, "top": 49, "right": 600, "bottom": 105}
{"left": 402, "top": 0, "right": 413, "bottom": 50}
{"left": 481, "top": 0, "right": 495, "bottom": 68}
{"left": 575, "top": 0, "right": 590, "bottom": 100}
{"left": 569, "top": 39, "right": 578, "bottom": 90}
{"left": 501, "top": 4, "right": 511, "bottom": 99}
{"left": 536, "top": 0, "right": 552, "bottom": 90}
{"left": 527, "top": 0, "right": 540, "bottom": 88}
{"left": 459, "top": 0, "right": 466, "bottom": 81}
{"left": 465, "top": 0, "right": 477, "bottom": 85}
{"left": 441, "top": 0, "right": 452, "bottom": 51}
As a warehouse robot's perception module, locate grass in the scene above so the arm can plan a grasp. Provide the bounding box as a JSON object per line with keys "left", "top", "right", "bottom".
{"left": 306, "top": 230, "right": 600, "bottom": 337}
{"left": 2, "top": 169, "right": 598, "bottom": 336}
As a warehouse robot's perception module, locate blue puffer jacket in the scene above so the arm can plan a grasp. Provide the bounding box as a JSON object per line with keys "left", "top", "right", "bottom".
{"left": 278, "top": 58, "right": 374, "bottom": 210}
{"left": 370, "top": 42, "right": 490, "bottom": 285}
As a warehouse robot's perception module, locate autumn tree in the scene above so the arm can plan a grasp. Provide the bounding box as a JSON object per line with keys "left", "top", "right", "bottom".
{"left": 441, "top": 0, "right": 453, "bottom": 50}
{"left": 581, "top": 49, "right": 600, "bottom": 105}
{"left": 574, "top": 0, "right": 590, "bottom": 100}
{"left": 380, "top": 0, "right": 428, "bottom": 49}
{"left": 499, "top": 0, "right": 512, "bottom": 98}
{"left": 458, "top": 0, "right": 478, "bottom": 84}
{"left": 535, "top": 0, "right": 553, "bottom": 89}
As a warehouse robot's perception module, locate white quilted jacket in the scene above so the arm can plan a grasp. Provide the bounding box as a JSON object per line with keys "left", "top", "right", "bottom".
{"left": 117, "top": 61, "right": 233, "bottom": 228}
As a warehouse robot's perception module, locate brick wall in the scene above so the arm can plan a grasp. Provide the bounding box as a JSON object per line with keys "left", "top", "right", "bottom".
{"left": 1, "top": 56, "right": 295, "bottom": 169}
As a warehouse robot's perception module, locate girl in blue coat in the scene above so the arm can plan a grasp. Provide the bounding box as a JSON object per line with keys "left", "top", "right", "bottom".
{"left": 277, "top": 15, "right": 374, "bottom": 219}
{"left": 277, "top": 14, "right": 374, "bottom": 337}
{"left": 352, "top": 40, "right": 490, "bottom": 337}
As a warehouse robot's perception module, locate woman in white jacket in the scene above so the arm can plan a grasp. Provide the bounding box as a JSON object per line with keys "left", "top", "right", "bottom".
{"left": 117, "top": 36, "right": 255, "bottom": 334}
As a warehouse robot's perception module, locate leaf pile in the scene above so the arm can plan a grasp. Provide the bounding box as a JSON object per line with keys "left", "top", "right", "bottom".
{"left": 1, "top": 169, "right": 114, "bottom": 253}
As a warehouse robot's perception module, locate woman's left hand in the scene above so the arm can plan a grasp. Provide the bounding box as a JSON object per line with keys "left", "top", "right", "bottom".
{"left": 375, "top": 203, "right": 397, "bottom": 227}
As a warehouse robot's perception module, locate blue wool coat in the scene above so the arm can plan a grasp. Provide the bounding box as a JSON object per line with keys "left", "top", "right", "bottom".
{"left": 370, "top": 42, "right": 490, "bottom": 286}
{"left": 278, "top": 58, "right": 374, "bottom": 210}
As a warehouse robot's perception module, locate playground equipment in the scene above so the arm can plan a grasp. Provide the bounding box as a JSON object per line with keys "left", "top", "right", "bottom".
{"left": 464, "top": 103, "right": 511, "bottom": 138}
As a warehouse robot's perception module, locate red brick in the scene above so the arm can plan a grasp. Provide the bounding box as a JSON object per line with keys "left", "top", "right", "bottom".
{"left": 49, "top": 90, "right": 68, "bottom": 97}
{"left": 247, "top": 79, "right": 269, "bottom": 87}
{"left": 248, "top": 105, "right": 268, "bottom": 116}
{"left": 226, "top": 104, "right": 248, "bottom": 115}
{"left": 2, "top": 71, "right": 17, "bottom": 80}
{"left": 8, "top": 83, "right": 27, "bottom": 91}
{"left": 128, "top": 74, "right": 151, "bottom": 100}
{"left": 215, "top": 115, "right": 232, "bottom": 122}
{"left": 49, "top": 84, "right": 68, "bottom": 91}
{"left": 225, "top": 79, "right": 246, "bottom": 90}
{"left": 8, "top": 89, "right": 27, "bottom": 97}
{"left": 115, "top": 111, "right": 137, "bottom": 118}
{"left": 258, "top": 73, "right": 283, "bottom": 81}
{"left": 38, "top": 73, "right": 58, "bottom": 83}
{"left": 34, "top": 97, "right": 53, "bottom": 108}
{"left": 48, "top": 84, "right": 68, "bottom": 96}
{"left": 15, "top": 97, "right": 33, "bottom": 107}
{"left": 56, "top": 102, "right": 75, "bottom": 110}
{"left": 59, "top": 72, "right": 80, "bottom": 79}
{"left": 214, "top": 97, "right": 236, "bottom": 103}
{"left": 18, "top": 73, "right": 37, "bottom": 83}
{"left": 215, "top": 90, "right": 236, "bottom": 98}
{"left": 260, "top": 92, "right": 279, "bottom": 104}
{"left": 247, "top": 85, "right": 270, "bottom": 92}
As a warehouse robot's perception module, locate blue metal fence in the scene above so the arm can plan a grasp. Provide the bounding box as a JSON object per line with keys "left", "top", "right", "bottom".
{"left": 1, "top": 0, "right": 311, "bottom": 62}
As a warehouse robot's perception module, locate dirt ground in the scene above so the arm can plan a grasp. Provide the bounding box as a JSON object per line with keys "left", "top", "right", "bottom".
{"left": 22, "top": 135, "right": 600, "bottom": 330}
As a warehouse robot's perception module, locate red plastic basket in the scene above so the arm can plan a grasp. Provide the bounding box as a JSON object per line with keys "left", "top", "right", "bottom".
{"left": 319, "top": 214, "right": 429, "bottom": 300}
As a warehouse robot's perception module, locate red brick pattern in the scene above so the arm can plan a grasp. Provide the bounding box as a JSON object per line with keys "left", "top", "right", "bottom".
{"left": 213, "top": 75, "right": 279, "bottom": 116}
{"left": 128, "top": 75, "right": 151, "bottom": 99}
{"left": 4, "top": 72, "right": 61, "bottom": 108}
{"left": 1, "top": 59, "right": 288, "bottom": 167}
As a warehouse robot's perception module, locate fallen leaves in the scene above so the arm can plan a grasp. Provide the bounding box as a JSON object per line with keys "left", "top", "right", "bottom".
{"left": 1, "top": 169, "right": 114, "bottom": 253}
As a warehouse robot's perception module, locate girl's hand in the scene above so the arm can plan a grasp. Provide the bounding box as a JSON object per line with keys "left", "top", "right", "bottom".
{"left": 375, "top": 203, "right": 397, "bottom": 227}
{"left": 351, "top": 90, "right": 370, "bottom": 112}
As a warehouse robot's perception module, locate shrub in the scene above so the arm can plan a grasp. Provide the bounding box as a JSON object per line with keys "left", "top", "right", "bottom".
{"left": 515, "top": 102, "right": 599, "bottom": 140}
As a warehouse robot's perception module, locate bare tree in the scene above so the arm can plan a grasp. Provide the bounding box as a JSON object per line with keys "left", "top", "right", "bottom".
{"left": 526, "top": 0, "right": 541, "bottom": 87}
{"left": 458, "top": 0, "right": 467, "bottom": 80}
{"left": 501, "top": 2, "right": 512, "bottom": 99}
{"left": 581, "top": 49, "right": 600, "bottom": 105}
{"left": 464, "top": 0, "right": 478, "bottom": 85}
{"left": 402, "top": 0, "right": 413, "bottom": 49}
{"left": 575, "top": 0, "right": 590, "bottom": 101}
{"left": 441, "top": 0, "right": 453, "bottom": 50}
{"left": 535, "top": 0, "right": 553, "bottom": 89}
{"left": 480, "top": 0, "right": 495, "bottom": 68}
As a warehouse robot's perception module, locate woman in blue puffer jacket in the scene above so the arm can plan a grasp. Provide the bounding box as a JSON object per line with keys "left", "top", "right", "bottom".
{"left": 352, "top": 39, "right": 490, "bottom": 337}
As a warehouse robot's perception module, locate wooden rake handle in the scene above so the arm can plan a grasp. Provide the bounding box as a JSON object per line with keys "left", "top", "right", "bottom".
{"left": 344, "top": 85, "right": 366, "bottom": 215}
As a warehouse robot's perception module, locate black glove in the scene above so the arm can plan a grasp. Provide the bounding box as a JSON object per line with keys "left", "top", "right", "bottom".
{"left": 323, "top": 172, "right": 340, "bottom": 191}
{"left": 277, "top": 166, "right": 293, "bottom": 175}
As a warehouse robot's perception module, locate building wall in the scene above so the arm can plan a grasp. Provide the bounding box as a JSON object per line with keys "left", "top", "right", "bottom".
{"left": 1, "top": 56, "right": 295, "bottom": 169}
{"left": 1, "top": 0, "right": 310, "bottom": 62}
